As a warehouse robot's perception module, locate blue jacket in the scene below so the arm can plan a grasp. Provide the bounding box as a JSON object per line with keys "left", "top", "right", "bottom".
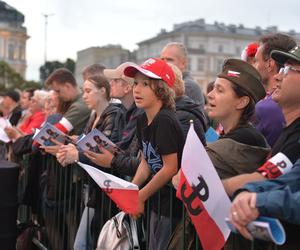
{"left": 244, "top": 159, "right": 300, "bottom": 224}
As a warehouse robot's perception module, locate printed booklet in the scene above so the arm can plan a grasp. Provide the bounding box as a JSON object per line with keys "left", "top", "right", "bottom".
{"left": 226, "top": 216, "right": 286, "bottom": 245}
{"left": 0, "top": 117, "right": 11, "bottom": 143}
{"left": 33, "top": 122, "right": 72, "bottom": 146}
{"left": 76, "top": 128, "right": 121, "bottom": 154}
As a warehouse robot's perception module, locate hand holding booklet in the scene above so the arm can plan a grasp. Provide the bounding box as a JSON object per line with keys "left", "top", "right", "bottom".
{"left": 76, "top": 128, "right": 122, "bottom": 154}
{"left": 0, "top": 117, "right": 12, "bottom": 143}
{"left": 33, "top": 122, "right": 72, "bottom": 146}
{"left": 226, "top": 216, "right": 286, "bottom": 245}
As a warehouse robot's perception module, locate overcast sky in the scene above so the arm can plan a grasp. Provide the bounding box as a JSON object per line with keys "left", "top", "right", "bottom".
{"left": 6, "top": 0, "right": 300, "bottom": 81}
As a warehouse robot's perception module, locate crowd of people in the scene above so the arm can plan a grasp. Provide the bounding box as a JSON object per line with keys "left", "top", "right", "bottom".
{"left": 1, "top": 34, "right": 300, "bottom": 250}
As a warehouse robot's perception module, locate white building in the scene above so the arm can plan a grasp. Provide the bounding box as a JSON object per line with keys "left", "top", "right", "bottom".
{"left": 75, "top": 45, "right": 133, "bottom": 84}
{"left": 0, "top": 1, "right": 28, "bottom": 78}
{"left": 136, "top": 18, "right": 300, "bottom": 91}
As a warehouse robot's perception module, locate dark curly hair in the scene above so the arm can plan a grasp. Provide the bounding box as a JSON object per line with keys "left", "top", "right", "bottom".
{"left": 149, "top": 79, "right": 175, "bottom": 111}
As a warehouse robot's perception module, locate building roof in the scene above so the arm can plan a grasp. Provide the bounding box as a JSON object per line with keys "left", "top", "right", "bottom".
{"left": 0, "top": 1, "right": 24, "bottom": 25}
{"left": 138, "top": 18, "right": 300, "bottom": 45}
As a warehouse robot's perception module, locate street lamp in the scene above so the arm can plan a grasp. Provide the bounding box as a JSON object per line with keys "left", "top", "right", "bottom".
{"left": 42, "top": 13, "right": 54, "bottom": 64}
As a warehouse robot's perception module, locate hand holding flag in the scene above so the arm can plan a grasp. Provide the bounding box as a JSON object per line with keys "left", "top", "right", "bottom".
{"left": 77, "top": 162, "right": 139, "bottom": 214}
{"left": 177, "top": 123, "right": 231, "bottom": 250}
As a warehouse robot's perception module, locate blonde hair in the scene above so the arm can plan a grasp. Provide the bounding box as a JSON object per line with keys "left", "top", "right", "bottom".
{"left": 33, "top": 89, "right": 49, "bottom": 108}
{"left": 168, "top": 63, "right": 185, "bottom": 97}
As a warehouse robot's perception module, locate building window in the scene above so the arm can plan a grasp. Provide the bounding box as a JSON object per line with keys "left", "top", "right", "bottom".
{"left": 218, "top": 45, "right": 224, "bottom": 53}
{"left": 199, "top": 44, "right": 205, "bottom": 53}
{"left": 197, "top": 58, "right": 205, "bottom": 72}
{"left": 19, "top": 45, "right": 25, "bottom": 61}
{"left": 187, "top": 57, "right": 192, "bottom": 71}
{"left": 236, "top": 46, "right": 241, "bottom": 55}
{"left": 216, "top": 58, "right": 224, "bottom": 73}
{"left": 8, "top": 44, "right": 14, "bottom": 60}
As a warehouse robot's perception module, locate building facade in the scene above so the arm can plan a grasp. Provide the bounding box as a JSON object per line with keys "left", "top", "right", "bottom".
{"left": 75, "top": 45, "right": 133, "bottom": 84}
{"left": 136, "top": 18, "right": 300, "bottom": 91}
{"left": 0, "top": 1, "right": 28, "bottom": 78}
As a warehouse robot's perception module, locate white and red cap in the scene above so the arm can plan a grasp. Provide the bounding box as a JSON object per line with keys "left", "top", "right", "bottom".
{"left": 241, "top": 42, "right": 259, "bottom": 61}
{"left": 124, "top": 58, "right": 175, "bottom": 87}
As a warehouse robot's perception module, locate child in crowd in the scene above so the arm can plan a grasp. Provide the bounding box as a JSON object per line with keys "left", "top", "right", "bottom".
{"left": 123, "top": 58, "right": 184, "bottom": 250}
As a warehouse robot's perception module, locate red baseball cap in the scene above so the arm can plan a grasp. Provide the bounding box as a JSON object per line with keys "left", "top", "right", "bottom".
{"left": 124, "top": 58, "right": 175, "bottom": 87}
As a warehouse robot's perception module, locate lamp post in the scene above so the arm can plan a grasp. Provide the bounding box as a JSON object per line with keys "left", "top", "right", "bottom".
{"left": 43, "top": 13, "right": 54, "bottom": 64}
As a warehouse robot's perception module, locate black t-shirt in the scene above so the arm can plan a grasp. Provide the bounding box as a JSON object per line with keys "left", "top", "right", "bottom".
{"left": 268, "top": 117, "right": 300, "bottom": 245}
{"left": 137, "top": 108, "right": 184, "bottom": 174}
{"left": 137, "top": 108, "right": 184, "bottom": 217}
{"left": 271, "top": 117, "right": 300, "bottom": 164}
{"left": 222, "top": 124, "right": 267, "bottom": 147}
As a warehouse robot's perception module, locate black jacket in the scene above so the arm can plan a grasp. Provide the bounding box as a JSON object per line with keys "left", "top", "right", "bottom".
{"left": 175, "top": 95, "right": 207, "bottom": 145}
{"left": 111, "top": 103, "right": 143, "bottom": 176}
{"left": 116, "top": 102, "right": 143, "bottom": 150}
{"left": 9, "top": 105, "right": 22, "bottom": 126}
{"left": 79, "top": 103, "right": 125, "bottom": 164}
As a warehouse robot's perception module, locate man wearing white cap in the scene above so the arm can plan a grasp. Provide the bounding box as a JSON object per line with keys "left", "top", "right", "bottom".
{"left": 85, "top": 63, "right": 143, "bottom": 175}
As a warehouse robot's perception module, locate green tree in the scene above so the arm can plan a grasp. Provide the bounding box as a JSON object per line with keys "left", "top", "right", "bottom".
{"left": 64, "top": 58, "right": 75, "bottom": 73}
{"left": 39, "top": 58, "right": 75, "bottom": 83}
{"left": 0, "top": 60, "right": 41, "bottom": 92}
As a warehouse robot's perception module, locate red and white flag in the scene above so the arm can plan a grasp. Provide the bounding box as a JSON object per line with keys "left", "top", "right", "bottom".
{"left": 227, "top": 70, "right": 240, "bottom": 77}
{"left": 78, "top": 162, "right": 139, "bottom": 214}
{"left": 177, "top": 123, "right": 231, "bottom": 250}
{"left": 55, "top": 117, "right": 74, "bottom": 134}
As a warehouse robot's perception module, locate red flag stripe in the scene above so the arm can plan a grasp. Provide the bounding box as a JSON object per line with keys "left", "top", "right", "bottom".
{"left": 101, "top": 187, "right": 139, "bottom": 214}
{"left": 177, "top": 172, "right": 225, "bottom": 250}
{"left": 55, "top": 122, "right": 69, "bottom": 134}
{"left": 54, "top": 117, "right": 73, "bottom": 134}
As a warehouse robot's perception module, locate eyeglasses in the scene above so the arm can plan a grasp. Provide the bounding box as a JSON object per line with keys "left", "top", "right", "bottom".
{"left": 279, "top": 65, "right": 300, "bottom": 76}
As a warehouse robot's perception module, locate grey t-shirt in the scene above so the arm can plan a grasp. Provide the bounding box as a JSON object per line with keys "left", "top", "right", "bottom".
{"left": 64, "top": 95, "right": 91, "bottom": 135}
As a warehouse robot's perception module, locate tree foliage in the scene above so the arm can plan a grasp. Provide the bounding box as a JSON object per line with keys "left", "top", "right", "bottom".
{"left": 39, "top": 58, "right": 75, "bottom": 83}
{"left": 0, "top": 60, "right": 40, "bottom": 92}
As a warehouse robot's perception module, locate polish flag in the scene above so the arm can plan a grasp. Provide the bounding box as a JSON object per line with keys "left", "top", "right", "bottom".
{"left": 78, "top": 162, "right": 139, "bottom": 214}
{"left": 177, "top": 123, "right": 231, "bottom": 250}
{"left": 227, "top": 70, "right": 240, "bottom": 77}
{"left": 55, "top": 117, "right": 74, "bottom": 134}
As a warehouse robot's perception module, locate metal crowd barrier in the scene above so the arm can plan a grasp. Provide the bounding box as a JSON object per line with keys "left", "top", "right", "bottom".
{"left": 16, "top": 153, "right": 278, "bottom": 250}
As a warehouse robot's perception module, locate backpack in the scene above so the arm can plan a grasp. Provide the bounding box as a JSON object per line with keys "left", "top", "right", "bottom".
{"left": 16, "top": 221, "right": 42, "bottom": 250}
{"left": 96, "top": 212, "right": 140, "bottom": 250}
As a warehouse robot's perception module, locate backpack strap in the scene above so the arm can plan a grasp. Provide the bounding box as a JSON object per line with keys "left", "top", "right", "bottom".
{"left": 129, "top": 216, "right": 140, "bottom": 250}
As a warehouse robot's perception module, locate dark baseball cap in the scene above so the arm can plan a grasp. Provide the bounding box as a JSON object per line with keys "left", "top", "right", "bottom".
{"left": 1, "top": 90, "right": 20, "bottom": 102}
{"left": 218, "top": 59, "right": 265, "bottom": 103}
{"left": 271, "top": 45, "right": 300, "bottom": 65}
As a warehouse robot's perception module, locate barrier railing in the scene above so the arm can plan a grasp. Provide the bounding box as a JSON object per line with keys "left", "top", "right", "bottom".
{"left": 16, "top": 154, "right": 278, "bottom": 250}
